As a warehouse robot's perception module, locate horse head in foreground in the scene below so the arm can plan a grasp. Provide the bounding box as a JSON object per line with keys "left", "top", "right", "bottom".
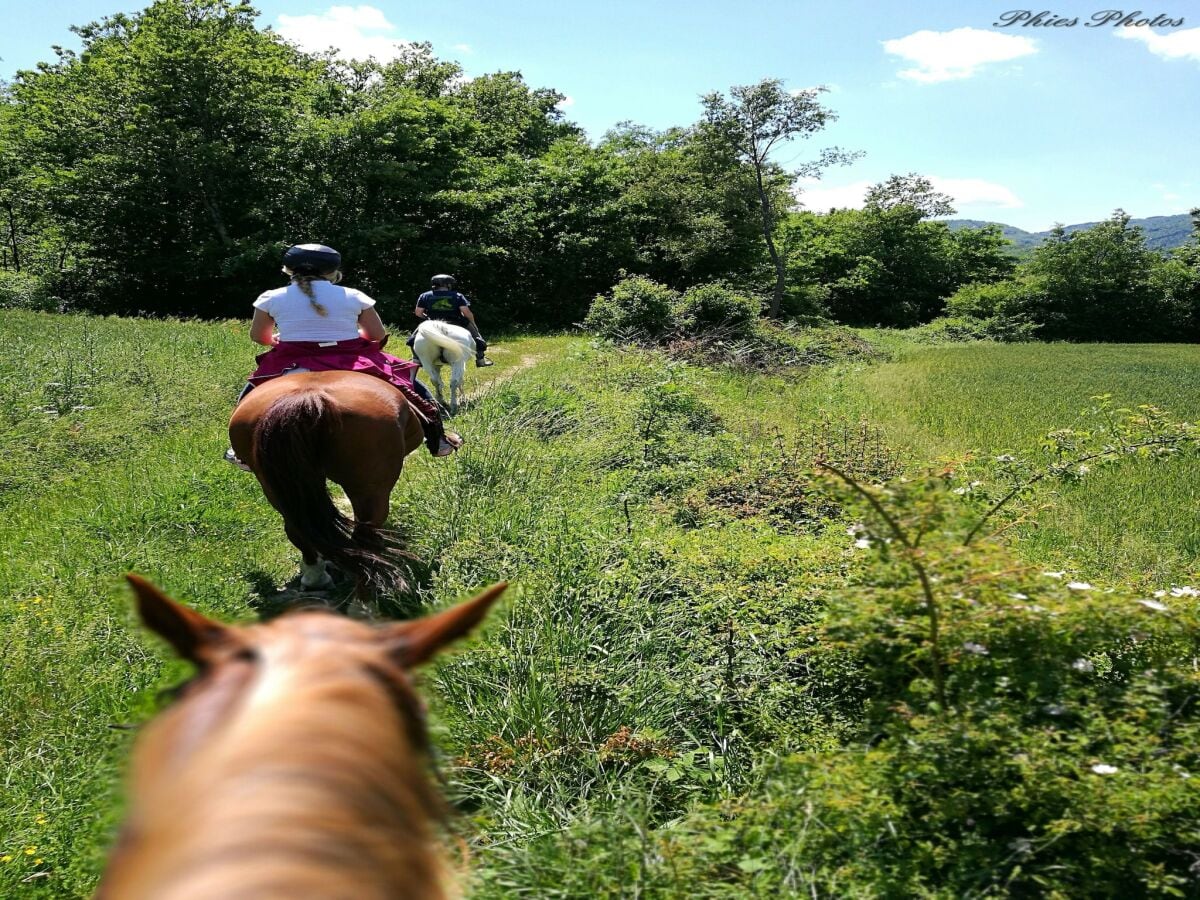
{"left": 99, "top": 575, "right": 507, "bottom": 900}
{"left": 229, "top": 370, "right": 425, "bottom": 595}
{"left": 412, "top": 320, "right": 476, "bottom": 415}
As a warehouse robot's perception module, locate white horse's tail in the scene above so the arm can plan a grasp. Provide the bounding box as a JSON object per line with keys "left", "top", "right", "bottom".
{"left": 415, "top": 320, "right": 472, "bottom": 364}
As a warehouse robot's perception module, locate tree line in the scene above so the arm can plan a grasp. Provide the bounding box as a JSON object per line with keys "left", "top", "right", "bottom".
{"left": 1, "top": 0, "right": 1196, "bottom": 342}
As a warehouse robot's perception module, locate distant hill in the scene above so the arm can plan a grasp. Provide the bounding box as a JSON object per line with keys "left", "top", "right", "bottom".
{"left": 945, "top": 213, "right": 1194, "bottom": 253}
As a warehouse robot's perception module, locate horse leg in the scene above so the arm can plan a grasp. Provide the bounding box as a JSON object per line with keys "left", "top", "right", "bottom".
{"left": 450, "top": 360, "right": 466, "bottom": 415}
{"left": 349, "top": 491, "right": 390, "bottom": 530}
{"left": 344, "top": 490, "right": 395, "bottom": 615}
{"left": 430, "top": 366, "right": 447, "bottom": 408}
{"left": 286, "top": 524, "right": 333, "bottom": 590}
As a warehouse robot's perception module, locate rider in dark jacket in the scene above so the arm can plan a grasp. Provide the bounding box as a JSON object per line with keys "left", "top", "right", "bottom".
{"left": 407, "top": 274, "right": 494, "bottom": 367}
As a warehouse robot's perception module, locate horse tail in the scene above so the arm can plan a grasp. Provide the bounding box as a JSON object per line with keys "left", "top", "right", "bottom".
{"left": 253, "top": 391, "right": 406, "bottom": 594}
{"left": 417, "top": 320, "right": 471, "bottom": 363}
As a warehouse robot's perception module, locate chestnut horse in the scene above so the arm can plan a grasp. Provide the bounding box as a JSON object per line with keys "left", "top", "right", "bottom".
{"left": 228, "top": 370, "right": 425, "bottom": 594}
{"left": 99, "top": 575, "right": 506, "bottom": 900}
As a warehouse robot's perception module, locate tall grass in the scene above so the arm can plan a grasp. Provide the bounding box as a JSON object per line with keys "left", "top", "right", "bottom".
{"left": 2, "top": 312, "right": 1198, "bottom": 895}
{"left": 851, "top": 342, "right": 1200, "bottom": 584}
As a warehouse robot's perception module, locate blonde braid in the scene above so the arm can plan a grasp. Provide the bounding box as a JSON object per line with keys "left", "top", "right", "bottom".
{"left": 292, "top": 275, "right": 328, "bottom": 316}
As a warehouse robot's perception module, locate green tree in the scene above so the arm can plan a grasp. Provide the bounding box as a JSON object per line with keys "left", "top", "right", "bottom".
{"left": 453, "top": 72, "right": 579, "bottom": 158}
{"left": 1023, "top": 210, "right": 1184, "bottom": 341}
{"left": 9, "top": 0, "right": 318, "bottom": 314}
{"left": 784, "top": 174, "right": 1015, "bottom": 327}
{"left": 864, "top": 173, "right": 954, "bottom": 218}
{"left": 700, "top": 80, "right": 848, "bottom": 317}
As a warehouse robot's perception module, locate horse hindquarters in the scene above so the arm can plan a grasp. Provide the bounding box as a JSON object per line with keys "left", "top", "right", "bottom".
{"left": 245, "top": 390, "right": 404, "bottom": 594}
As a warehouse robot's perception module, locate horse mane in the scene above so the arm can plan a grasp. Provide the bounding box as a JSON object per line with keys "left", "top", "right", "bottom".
{"left": 100, "top": 611, "right": 452, "bottom": 899}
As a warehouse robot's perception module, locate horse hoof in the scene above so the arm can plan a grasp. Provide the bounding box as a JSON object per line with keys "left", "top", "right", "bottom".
{"left": 300, "top": 560, "right": 334, "bottom": 590}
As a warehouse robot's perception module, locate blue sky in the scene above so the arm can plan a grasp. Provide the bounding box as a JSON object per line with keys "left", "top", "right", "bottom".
{"left": 3, "top": 1, "right": 1197, "bottom": 230}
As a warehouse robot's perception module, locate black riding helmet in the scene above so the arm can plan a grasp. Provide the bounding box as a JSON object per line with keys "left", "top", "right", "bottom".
{"left": 283, "top": 243, "right": 341, "bottom": 274}
{"left": 430, "top": 273, "right": 456, "bottom": 289}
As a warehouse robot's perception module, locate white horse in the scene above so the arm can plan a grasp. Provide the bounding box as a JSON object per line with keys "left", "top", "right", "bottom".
{"left": 412, "top": 320, "right": 475, "bottom": 415}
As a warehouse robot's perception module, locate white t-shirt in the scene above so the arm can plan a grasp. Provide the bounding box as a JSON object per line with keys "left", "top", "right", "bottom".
{"left": 253, "top": 281, "right": 375, "bottom": 342}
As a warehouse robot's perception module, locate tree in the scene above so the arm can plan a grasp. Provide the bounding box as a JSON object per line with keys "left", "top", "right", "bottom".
{"left": 864, "top": 173, "right": 954, "bottom": 218}
{"left": 700, "top": 79, "right": 849, "bottom": 317}
{"left": 453, "top": 72, "right": 579, "bottom": 158}
{"left": 1022, "top": 210, "right": 1183, "bottom": 340}
{"left": 9, "top": 0, "right": 319, "bottom": 314}
{"left": 783, "top": 174, "right": 1010, "bottom": 326}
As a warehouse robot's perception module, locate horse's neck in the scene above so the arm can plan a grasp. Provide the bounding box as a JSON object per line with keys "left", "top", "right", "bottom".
{"left": 107, "top": 670, "right": 449, "bottom": 899}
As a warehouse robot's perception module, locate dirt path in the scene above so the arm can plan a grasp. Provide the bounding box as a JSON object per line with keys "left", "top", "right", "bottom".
{"left": 463, "top": 349, "right": 541, "bottom": 404}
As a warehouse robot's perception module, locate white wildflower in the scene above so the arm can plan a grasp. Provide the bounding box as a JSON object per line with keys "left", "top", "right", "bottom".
{"left": 1077, "top": 464, "right": 1090, "bottom": 475}
{"left": 1072, "top": 658, "right": 1095, "bottom": 673}
{"left": 854, "top": 538, "right": 872, "bottom": 550}
{"left": 995, "top": 454, "right": 1016, "bottom": 463}
{"left": 962, "top": 641, "right": 989, "bottom": 655}
{"left": 1138, "top": 599, "right": 1168, "bottom": 612}
{"left": 1066, "top": 581, "right": 1093, "bottom": 591}
{"left": 1090, "top": 763, "right": 1118, "bottom": 775}
{"left": 1010, "top": 592, "right": 1029, "bottom": 600}
{"left": 1042, "top": 571, "right": 1065, "bottom": 579}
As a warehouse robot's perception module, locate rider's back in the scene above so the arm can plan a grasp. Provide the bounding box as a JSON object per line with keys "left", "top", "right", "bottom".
{"left": 255, "top": 282, "right": 375, "bottom": 342}
{"left": 417, "top": 289, "right": 469, "bottom": 324}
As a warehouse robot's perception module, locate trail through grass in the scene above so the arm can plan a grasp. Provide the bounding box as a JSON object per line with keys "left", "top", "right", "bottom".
{"left": 2, "top": 313, "right": 1198, "bottom": 896}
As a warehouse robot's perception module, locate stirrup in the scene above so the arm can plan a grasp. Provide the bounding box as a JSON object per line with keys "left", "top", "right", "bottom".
{"left": 223, "top": 448, "right": 252, "bottom": 472}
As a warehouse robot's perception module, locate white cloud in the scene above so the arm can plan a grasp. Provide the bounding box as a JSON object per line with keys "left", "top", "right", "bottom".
{"left": 276, "top": 5, "right": 408, "bottom": 62}
{"left": 796, "top": 175, "right": 1023, "bottom": 211}
{"left": 1114, "top": 25, "right": 1200, "bottom": 62}
{"left": 796, "top": 178, "right": 873, "bottom": 211}
{"left": 929, "top": 176, "right": 1023, "bottom": 209}
{"left": 882, "top": 28, "right": 1037, "bottom": 83}
{"left": 453, "top": 43, "right": 474, "bottom": 54}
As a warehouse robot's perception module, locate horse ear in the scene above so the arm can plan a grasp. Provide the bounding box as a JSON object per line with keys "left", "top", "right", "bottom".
{"left": 386, "top": 582, "right": 507, "bottom": 668}
{"left": 126, "top": 574, "right": 233, "bottom": 665}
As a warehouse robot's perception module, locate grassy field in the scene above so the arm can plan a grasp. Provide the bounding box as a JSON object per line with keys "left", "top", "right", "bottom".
{"left": 2, "top": 312, "right": 1198, "bottom": 896}
{"left": 852, "top": 342, "right": 1200, "bottom": 585}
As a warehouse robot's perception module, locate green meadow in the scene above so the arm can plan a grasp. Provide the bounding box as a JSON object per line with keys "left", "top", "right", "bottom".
{"left": 2, "top": 311, "right": 1198, "bottom": 896}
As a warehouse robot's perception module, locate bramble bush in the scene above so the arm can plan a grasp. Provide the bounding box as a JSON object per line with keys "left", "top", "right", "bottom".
{"left": 583, "top": 274, "right": 680, "bottom": 340}
{"left": 674, "top": 283, "right": 762, "bottom": 335}
{"left": 654, "top": 467, "right": 1200, "bottom": 896}
{"left": 913, "top": 313, "right": 1040, "bottom": 343}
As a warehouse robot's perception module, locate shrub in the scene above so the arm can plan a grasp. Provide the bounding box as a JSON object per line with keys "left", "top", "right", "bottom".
{"left": 913, "top": 314, "right": 1039, "bottom": 343}
{"left": 0, "top": 271, "right": 54, "bottom": 311}
{"left": 674, "top": 283, "right": 761, "bottom": 335}
{"left": 657, "top": 464, "right": 1200, "bottom": 896}
{"left": 584, "top": 275, "right": 679, "bottom": 340}
{"left": 945, "top": 277, "right": 1047, "bottom": 320}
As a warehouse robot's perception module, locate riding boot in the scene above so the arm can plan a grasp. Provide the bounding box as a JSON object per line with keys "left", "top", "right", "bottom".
{"left": 467, "top": 325, "right": 493, "bottom": 367}
{"left": 393, "top": 378, "right": 459, "bottom": 456}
